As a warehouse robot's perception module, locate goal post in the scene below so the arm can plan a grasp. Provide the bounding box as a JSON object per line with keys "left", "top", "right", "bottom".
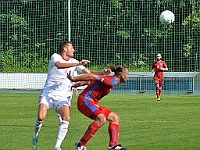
{"left": 68, "top": 0, "right": 71, "bottom": 41}
{"left": 112, "top": 72, "right": 200, "bottom": 94}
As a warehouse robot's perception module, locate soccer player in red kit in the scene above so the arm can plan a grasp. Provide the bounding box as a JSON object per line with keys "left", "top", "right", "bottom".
{"left": 67, "top": 65, "right": 128, "bottom": 150}
{"left": 152, "top": 53, "right": 168, "bottom": 101}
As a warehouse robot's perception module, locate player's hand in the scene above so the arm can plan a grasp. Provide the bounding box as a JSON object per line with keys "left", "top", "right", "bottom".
{"left": 67, "top": 71, "right": 75, "bottom": 81}
{"left": 103, "top": 68, "right": 112, "bottom": 75}
{"left": 79, "top": 60, "right": 90, "bottom": 65}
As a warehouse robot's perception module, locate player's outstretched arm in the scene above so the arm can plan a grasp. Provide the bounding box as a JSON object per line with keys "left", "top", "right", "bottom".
{"left": 82, "top": 68, "right": 112, "bottom": 75}
{"left": 160, "top": 67, "right": 168, "bottom": 71}
{"left": 91, "top": 68, "right": 112, "bottom": 75}
{"left": 55, "top": 59, "right": 90, "bottom": 69}
{"left": 79, "top": 60, "right": 90, "bottom": 65}
{"left": 72, "top": 81, "right": 90, "bottom": 88}
{"left": 67, "top": 71, "right": 98, "bottom": 82}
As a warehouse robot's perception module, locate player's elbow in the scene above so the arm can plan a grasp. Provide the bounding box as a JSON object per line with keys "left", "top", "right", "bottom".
{"left": 56, "top": 66, "right": 62, "bottom": 69}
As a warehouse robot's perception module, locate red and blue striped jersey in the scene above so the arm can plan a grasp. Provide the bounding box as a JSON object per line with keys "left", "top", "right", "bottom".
{"left": 80, "top": 75, "right": 116, "bottom": 102}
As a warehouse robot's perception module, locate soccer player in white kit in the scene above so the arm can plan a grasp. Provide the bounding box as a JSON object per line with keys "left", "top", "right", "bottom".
{"left": 30, "top": 41, "right": 111, "bottom": 150}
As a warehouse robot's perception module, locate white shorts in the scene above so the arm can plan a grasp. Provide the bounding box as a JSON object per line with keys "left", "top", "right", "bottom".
{"left": 38, "top": 92, "right": 72, "bottom": 113}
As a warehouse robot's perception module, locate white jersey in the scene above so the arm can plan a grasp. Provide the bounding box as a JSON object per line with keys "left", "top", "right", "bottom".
{"left": 42, "top": 53, "right": 85, "bottom": 98}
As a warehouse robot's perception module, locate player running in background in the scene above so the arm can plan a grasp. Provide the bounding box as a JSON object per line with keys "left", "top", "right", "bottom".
{"left": 67, "top": 65, "right": 128, "bottom": 150}
{"left": 30, "top": 41, "right": 111, "bottom": 150}
{"left": 152, "top": 53, "right": 168, "bottom": 101}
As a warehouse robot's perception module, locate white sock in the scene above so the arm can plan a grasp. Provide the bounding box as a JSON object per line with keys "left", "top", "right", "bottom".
{"left": 57, "top": 113, "right": 62, "bottom": 123}
{"left": 54, "top": 120, "right": 69, "bottom": 148}
{"left": 34, "top": 118, "right": 43, "bottom": 138}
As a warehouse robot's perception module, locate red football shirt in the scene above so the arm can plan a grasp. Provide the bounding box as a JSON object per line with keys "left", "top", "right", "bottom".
{"left": 152, "top": 60, "right": 167, "bottom": 78}
{"left": 80, "top": 75, "right": 116, "bottom": 102}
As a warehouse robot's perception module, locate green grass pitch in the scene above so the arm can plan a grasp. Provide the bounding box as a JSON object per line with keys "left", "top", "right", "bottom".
{"left": 0, "top": 93, "right": 200, "bottom": 150}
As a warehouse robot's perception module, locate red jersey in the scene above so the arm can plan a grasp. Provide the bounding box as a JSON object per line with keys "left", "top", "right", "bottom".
{"left": 152, "top": 60, "right": 167, "bottom": 78}
{"left": 79, "top": 75, "right": 116, "bottom": 102}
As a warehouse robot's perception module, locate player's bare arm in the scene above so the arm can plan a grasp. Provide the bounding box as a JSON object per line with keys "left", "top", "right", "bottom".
{"left": 67, "top": 71, "right": 98, "bottom": 82}
{"left": 72, "top": 81, "right": 90, "bottom": 88}
{"left": 91, "top": 68, "right": 112, "bottom": 75}
{"left": 55, "top": 59, "right": 90, "bottom": 69}
{"left": 160, "top": 67, "right": 168, "bottom": 71}
{"left": 79, "top": 59, "right": 90, "bottom": 65}
{"left": 82, "top": 67, "right": 112, "bottom": 75}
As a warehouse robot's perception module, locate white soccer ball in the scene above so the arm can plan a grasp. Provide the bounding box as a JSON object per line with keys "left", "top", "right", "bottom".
{"left": 159, "top": 10, "right": 175, "bottom": 24}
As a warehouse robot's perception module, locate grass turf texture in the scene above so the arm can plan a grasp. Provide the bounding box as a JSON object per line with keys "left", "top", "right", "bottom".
{"left": 0, "top": 93, "right": 200, "bottom": 150}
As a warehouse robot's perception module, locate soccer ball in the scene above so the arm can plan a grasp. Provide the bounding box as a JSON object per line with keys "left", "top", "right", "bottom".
{"left": 159, "top": 10, "right": 175, "bottom": 24}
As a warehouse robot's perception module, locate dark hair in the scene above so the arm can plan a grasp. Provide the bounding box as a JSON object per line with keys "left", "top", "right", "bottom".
{"left": 59, "top": 41, "right": 72, "bottom": 53}
{"left": 107, "top": 64, "right": 127, "bottom": 75}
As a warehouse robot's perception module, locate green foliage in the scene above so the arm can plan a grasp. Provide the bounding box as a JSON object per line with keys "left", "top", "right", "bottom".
{"left": 182, "top": 8, "right": 200, "bottom": 57}
{"left": 0, "top": 49, "right": 15, "bottom": 72}
{"left": 0, "top": 0, "right": 199, "bottom": 72}
{"left": 183, "top": 42, "right": 194, "bottom": 57}
{"left": 116, "top": 30, "right": 130, "bottom": 39}
{"left": 109, "top": 0, "right": 122, "bottom": 9}
{"left": 0, "top": 12, "right": 28, "bottom": 53}
{"left": 19, "top": 51, "right": 49, "bottom": 72}
{"left": 0, "top": 49, "right": 48, "bottom": 72}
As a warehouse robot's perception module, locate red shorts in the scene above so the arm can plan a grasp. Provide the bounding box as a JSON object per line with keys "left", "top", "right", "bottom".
{"left": 154, "top": 76, "right": 163, "bottom": 87}
{"left": 77, "top": 96, "right": 111, "bottom": 120}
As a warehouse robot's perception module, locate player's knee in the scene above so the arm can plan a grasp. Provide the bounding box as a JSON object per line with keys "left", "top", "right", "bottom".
{"left": 38, "top": 114, "right": 46, "bottom": 121}
{"left": 96, "top": 114, "right": 107, "bottom": 126}
{"left": 99, "top": 116, "right": 107, "bottom": 124}
{"left": 110, "top": 113, "right": 120, "bottom": 124}
{"left": 114, "top": 115, "right": 120, "bottom": 123}
{"left": 62, "top": 115, "right": 70, "bottom": 122}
